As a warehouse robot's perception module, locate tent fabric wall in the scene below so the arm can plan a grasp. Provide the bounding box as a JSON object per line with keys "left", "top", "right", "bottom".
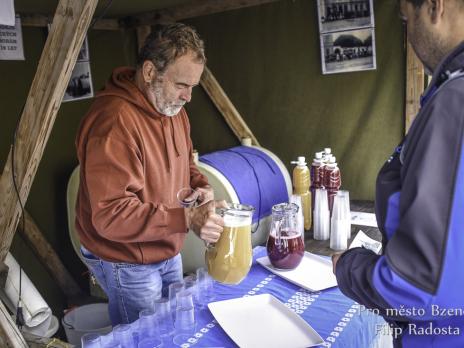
{"left": 0, "top": 0, "right": 404, "bottom": 317}
{"left": 186, "top": 0, "right": 404, "bottom": 200}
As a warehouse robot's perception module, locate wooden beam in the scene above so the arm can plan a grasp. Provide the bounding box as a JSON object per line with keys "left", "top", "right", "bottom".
{"left": 17, "top": 212, "right": 83, "bottom": 300}
{"left": 0, "top": 0, "right": 98, "bottom": 259}
{"left": 136, "top": 25, "right": 152, "bottom": 51}
{"left": 131, "top": 0, "right": 282, "bottom": 26}
{"left": 200, "top": 67, "right": 260, "bottom": 145}
{"left": 20, "top": 13, "right": 120, "bottom": 30}
{"left": 405, "top": 41, "right": 425, "bottom": 134}
{"left": 0, "top": 301, "right": 28, "bottom": 347}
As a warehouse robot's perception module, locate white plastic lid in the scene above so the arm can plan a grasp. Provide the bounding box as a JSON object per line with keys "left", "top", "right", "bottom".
{"left": 324, "top": 148, "right": 332, "bottom": 154}
{"left": 328, "top": 156, "right": 337, "bottom": 165}
{"left": 315, "top": 152, "right": 323, "bottom": 159}
{"left": 291, "top": 156, "right": 307, "bottom": 166}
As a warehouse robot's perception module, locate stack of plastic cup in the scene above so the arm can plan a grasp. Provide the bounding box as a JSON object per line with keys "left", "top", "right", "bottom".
{"left": 138, "top": 309, "right": 161, "bottom": 340}
{"left": 168, "top": 282, "right": 185, "bottom": 319}
{"left": 196, "top": 267, "right": 214, "bottom": 308}
{"left": 184, "top": 276, "right": 197, "bottom": 304}
{"left": 313, "top": 188, "right": 330, "bottom": 240}
{"left": 173, "top": 290, "right": 196, "bottom": 345}
{"left": 339, "top": 190, "right": 351, "bottom": 238}
{"left": 330, "top": 191, "right": 351, "bottom": 250}
{"left": 154, "top": 297, "right": 174, "bottom": 339}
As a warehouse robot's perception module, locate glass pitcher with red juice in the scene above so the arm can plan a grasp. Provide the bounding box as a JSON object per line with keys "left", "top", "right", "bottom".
{"left": 266, "top": 203, "right": 305, "bottom": 270}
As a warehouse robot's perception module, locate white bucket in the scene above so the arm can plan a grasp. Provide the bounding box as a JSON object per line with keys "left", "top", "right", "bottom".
{"left": 62, "top": 303, "right": 112, "bottom": 346}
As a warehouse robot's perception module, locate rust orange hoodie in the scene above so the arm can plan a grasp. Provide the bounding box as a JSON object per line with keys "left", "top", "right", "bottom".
{"left": 75, "top": 67, "right": 208, "bottom": 264}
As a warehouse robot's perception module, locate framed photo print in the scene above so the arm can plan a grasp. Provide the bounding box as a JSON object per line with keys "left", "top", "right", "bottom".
{"left": 77, "top": 36, "right": 89, "bottom": 62}
{"left": 320, "top": 27, "right": 376, "bottom": 75}
{"left": 317, "top": 0, "right": 375, "bottom": 33}
{"left": 63, "top": 61, "right": 94, "bottom": 102}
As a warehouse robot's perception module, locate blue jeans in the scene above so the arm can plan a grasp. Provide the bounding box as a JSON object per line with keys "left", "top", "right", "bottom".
{"left": 80, "top": 246, "right": 183, "bottom": 326}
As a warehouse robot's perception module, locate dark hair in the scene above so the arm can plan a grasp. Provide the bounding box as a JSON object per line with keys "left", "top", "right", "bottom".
{"left": 136, "top": 23, "right": 206, "bottom": 73}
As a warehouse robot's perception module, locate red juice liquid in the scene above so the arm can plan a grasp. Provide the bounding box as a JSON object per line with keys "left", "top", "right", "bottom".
{"left": 266, "top": 230, "right": 305, "bottom": 270}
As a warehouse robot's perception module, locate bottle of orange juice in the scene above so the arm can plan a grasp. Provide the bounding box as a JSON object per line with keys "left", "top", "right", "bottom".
{"left": 291, "top": 157, "right": 311, "bottom": 231}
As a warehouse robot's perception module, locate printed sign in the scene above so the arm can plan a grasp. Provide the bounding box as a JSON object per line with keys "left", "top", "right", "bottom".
{"left": 0, "top": 15, "right": 24, "bottom": 60}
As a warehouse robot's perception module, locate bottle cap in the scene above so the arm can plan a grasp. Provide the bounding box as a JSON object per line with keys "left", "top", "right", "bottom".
{"left": 328, "top": 156, "right": 337, "bottom": 166}
{"left": 324, "top": 148, "right": 332, "bottom": 155}
{"left": 315, "top": 152, "right": 323, "bottom": 159}
{"left": 291, "top": 156, "right": 307, "bottom": 166}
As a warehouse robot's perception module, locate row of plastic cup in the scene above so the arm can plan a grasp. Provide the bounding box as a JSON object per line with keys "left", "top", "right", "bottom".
{"left": 313, "top": 189, "right": 351, "bottom": 251}
{"left": 81, "top": 267, "right": 215, "bottom": 348}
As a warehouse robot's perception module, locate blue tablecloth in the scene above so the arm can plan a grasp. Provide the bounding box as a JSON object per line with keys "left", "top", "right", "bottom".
{"left": 102, "top": 246, "right": 387, "bottom": 348}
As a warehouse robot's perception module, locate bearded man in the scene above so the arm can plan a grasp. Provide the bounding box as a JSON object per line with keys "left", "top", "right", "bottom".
{"left": 75, "top": 23, "right": 224, "bottom": 325}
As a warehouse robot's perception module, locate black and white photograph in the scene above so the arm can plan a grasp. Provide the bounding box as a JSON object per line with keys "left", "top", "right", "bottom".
{"left": 63, "top": 61, "right": 94, "bottom": 102}
{"left": 317, "top": 0, "right": 374, "bottom": 33}
{"left": 320, "top": 27, "right": 376, "bottom": 75}
{"left": 77, "top": 36, "right": 89, "bottom": 61}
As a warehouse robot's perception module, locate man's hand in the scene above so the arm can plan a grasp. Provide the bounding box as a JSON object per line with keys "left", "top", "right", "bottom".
{"left": 195, "top": 185, "right": 214, "bottom": 207}
{"left": 186, "top": 200, "right": 224, "bottom": 243}
{"left": 332, "top": 253, "right": 343, "bottom": 274}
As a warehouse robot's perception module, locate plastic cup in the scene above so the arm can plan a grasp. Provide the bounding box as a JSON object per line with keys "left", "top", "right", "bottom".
{"left": 138, "top": 337, "right": 163, "bottom": 348}
{"left": 173, "top": 290, "right": 195, "bottom": 345}
{"left": 112, "top": 324, "right": 132, "bottom": 348}
{"left": 196, "top": 267, "right": 214, "bottom": 307}
{"left": 81, "top": 332, "right": 101, "bottom": 348}
{"left": 176, "top": 187, "right": 200, "bottom": 208}
{"left": 154, "top": 297, "right": 174, "bottom": 338}
{"left": 139, "top": 309, "right": 160, "bottom": 339}
{"left": 169, "top": 282, "right": 185, "bottom": 314}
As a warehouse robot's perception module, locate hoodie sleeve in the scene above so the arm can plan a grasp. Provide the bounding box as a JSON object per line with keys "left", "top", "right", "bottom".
{"left": 84, "top": 135, "right": 188, "bottom": 243}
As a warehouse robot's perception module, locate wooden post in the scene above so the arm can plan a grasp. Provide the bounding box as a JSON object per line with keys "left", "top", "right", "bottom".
{"left": 0, "top": 301, "right": 27, "bottom": 347}
{"left": 136, "top": 25, "right": 152, "bottom": 51}
{"left": 17, "top": 211, "right": 83, "bottom": 300}
{"left": 405, "top": 41, "right": 425, "bottom": 134}
{"left": 0, "top": 0, "right": 98, "bottom": 262}
{"left": 201, "top": 67, "right": 260, "bottom": 145}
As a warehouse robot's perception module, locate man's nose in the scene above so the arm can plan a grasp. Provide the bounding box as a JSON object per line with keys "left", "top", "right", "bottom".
{"left": 180, "top": 88, "right": 192, "bottom": 103}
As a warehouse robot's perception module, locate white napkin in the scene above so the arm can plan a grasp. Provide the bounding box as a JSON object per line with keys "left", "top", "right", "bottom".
{"left": 0, "top": 0, "right": 15, "bottom": 26}
{"left": 4, "top": 252, "right": 53, "bottom": 337}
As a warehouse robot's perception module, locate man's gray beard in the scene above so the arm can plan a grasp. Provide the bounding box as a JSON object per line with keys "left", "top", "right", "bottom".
{"left": 162, "top": 104, "right": 183, "bottom": 117}
{"left": 152, "top": 79, "right": 184, "bottom": 117}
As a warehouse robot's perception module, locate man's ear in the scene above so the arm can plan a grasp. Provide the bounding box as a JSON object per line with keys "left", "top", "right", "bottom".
{"left": 428, "top": 0, "right": 445, "bottom": 24}
{"left": 142, "top": 61, "right": 156, "bottom": 84}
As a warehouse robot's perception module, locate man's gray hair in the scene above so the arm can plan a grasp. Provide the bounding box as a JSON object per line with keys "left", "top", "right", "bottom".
{"left": 137, "top": 23, "right": 206, "bottom": 73}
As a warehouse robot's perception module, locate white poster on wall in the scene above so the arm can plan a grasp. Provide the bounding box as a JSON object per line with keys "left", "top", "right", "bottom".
{"left": 0, "top": 0, "right": 15, "bottom": 26}
{"left": 0, "top": 16, "right": 25, "bottom": 60}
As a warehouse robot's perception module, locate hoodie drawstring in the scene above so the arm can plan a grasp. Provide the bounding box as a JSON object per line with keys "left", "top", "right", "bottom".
{"left": 170, "top": 117, "right": 181, "bottom": 158}
{"left": 161, "top": 119, "right": 172, "bottom": 173}
{"left": 161, "top": 117, "right": 181, "bottom": 173}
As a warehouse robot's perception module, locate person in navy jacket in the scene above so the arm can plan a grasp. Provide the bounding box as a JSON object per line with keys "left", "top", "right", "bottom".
{"left": 333, "top": 0, "right": 464, "bottom": 346}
